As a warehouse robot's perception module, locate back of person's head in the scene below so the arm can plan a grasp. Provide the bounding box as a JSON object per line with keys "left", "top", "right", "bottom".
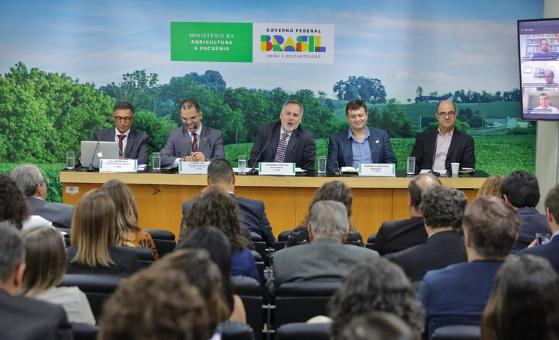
{"left": 178, "top": 226, "right": 234, "bottom": 310}
{"left": 21, "top": 226, "right": 66, "bottom": 296}
{"left": 207, "top": 158, "right": 234, "bottom": 185}
{"left": 308, "top": 200, "right": 349, "bottom": 240}
{"left": 99, "top": 179, "right": 140, "bottom": 244}
{"left": 328, "top": 258, "right": 425, "bottom": 338}
{"left": 408, "top": 173, "right": 441, "bottom": 210}
{"left": 545, "top": 183, "right": 559, "bottom": 224}
{"left": 183, "top": 187, "right": 247, "bottom": 250}
{"left": 0, "top": 222, "right": 25, "bottom": 291}
{"left": 501, "top": 171, "right": 540, "bottom": 208}
{"left": 477, "top": 176, "right": 504, "bottom": 199}
{"left": 156, "top": 248, "right": 230, "bottom": 333}
{"left": 336, "top": 312, "right": 418, "bottom": 340}
{"left": 0, "top": 174, "right": 29, "bottom": 230}
{"left": 10, "top": 163, "right": 45, "bottom": 197}
{"left": 463, "top": 197, "right": 520, "bottom": 258}
{"left": 308, "top": 181, "right": 353, "bottom": 219}
{"left": 482, "top": 254, "right": 559, "bottom": 340}
{"left": 99, "top": 266, "right": 210, "bottom": 340}
{"left": 71, "top": 190, "right": 116, "bottom": 267}
{"left": 419, "top": 185, "right": 467, "bottom": 229}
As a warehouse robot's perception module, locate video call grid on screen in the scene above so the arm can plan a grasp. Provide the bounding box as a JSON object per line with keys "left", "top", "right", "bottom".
{"left": 518, "top": 18, "right": 559, "bottom": 121}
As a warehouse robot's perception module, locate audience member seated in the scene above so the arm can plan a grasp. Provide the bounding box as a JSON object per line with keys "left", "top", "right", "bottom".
{"left": 99, "top": 179, "right": 159, "bottom": 259}
{"left": 327, "top": 258, "right": 425, "bottom": 339}
{"left": 21, "top": 226, "right": 95, "bottom": 325}
{"left": 0, "top": 222, "right": 73, "bottom": 340}
{"left": 522, "top": 183, "right": 559, "bottom": 272}
{"left": 66, "top": 191, "right": 140, "bottom": 277}
{"left": 287, "top": 181, "right": 363, "bottom": 246}
{"left": 418, "top": 197, "right": 520, "bottom": 339}
{"left": 0, "top": 173, "right": 52, "bottom": 230}
{"left": 98, "top": 264, "right": 211, "bottom": 340}
{"left": 476, "top": 175, "right": 503, "bottom": 198}
{"left": 181, "top": 158, "right": 275, "bottom": 246}
{"left": 501, "top": 170, "right": 548, "bottom": 250}
{"left": 182, "top": 187, "right": 260, "bottom": 282}
{"left": 482, "top": 254, "right": 559, "bottom": 340}
{"left": 11, "top": 164, "right": 73, "bottom": 229}
{"left": 179, "top": 226, "right": 247, "bottom": 323}
{"left": 372, "top": 173, "right": 441, "bottom": 255}
{"left": 270, "top": 200, "right": 378, "bottom": 291}
{"left": 336, "top": 312, "right": 417, "bottom": 340}
{"left": 388, "top": 186, "right": 467, "bottom": 282}
{"left": 156, "top": 248, "right": 231, "bottom": 337}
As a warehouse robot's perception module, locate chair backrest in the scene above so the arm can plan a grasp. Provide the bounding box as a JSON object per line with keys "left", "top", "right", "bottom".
{"left": 144, "top": 228, "right": 176, "bottom": 257}
{"left": 220, "top": 322, "right": 255, "bottom": 340}
{"left": 432, "top": 325, "right": 481, "bottom": 340}
{"left": 124, "top": 246, "right": 155, "bottom": 268}
{"left": 276, "top": 322, "right": 331, "bottom": 340}
{"left": 60, "top": 274, "right": 121, "bottom": 320}
{"left": 71, "top": 323, "right": 98, "bottom": 340}
{"left": 274, "top": 281, "right": 341, "bottom": 328}
{"left": 231, "top": 276, "right": 264, "bottom": 340}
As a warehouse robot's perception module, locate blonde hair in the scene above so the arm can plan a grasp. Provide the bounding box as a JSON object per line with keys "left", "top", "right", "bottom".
{"left": 477, "top": 176, "right": 504, "bottom": 198}
{"left": 71, "top": 191, "right": 116, "bottom": 267}
{"left": 21, "top": 227, "right": 66, "bottom": 296}
{"left": 99, "top": 179, "right": 141, "bottom": 246}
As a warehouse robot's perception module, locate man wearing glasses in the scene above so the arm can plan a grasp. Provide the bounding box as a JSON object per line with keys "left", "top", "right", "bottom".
{"left": 160, "top": 99, "right": 224, "bottom": 167}
{"left": 410, "top": 100, "right": 475, "bottom": 173}
{"left": 94, "top": 101, "right": 149, "bottom": 164}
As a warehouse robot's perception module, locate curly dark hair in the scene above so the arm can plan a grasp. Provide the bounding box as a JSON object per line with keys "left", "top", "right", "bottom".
{"left": 419, "top": 185, "right": 467, "bottom": 229}
{"left": 183, "top": 187, "right": 248, "bottom": 250}
{"left": 99, "top": 266, "right": 210, "bottom": 340}
{"left": 328, "top": 258, "right": 425, "bottom": 339}
{"left": 0, "top": 174, "right": 29, "bottom": 230}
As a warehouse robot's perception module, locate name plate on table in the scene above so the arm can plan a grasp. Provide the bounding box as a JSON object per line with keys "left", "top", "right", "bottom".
{"left": 99, "top": 159, "right": 138, "bottom": 173}
{"left": 179, "top": 161, "right": 210, "bottom": 174}
{"left": 359, "top": 163, "right": 396, "bottom": 177}
{"left": 258, "top": 162, "right": 296, "bottom": 176}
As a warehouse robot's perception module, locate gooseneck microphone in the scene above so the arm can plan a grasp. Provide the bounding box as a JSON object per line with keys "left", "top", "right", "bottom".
{"left": 248, "top": 138, "right": 272, "bottom": 175}
{"left": 88, "top": 132, "right": 101, "bottom": 172}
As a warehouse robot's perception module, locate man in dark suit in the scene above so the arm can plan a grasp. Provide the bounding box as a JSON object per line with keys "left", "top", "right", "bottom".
{"left": 418, "top": 197, "right": 520, "bottom": 339}
{"left": 94, "top": 101, "right": 149, "bottom": 164}
{"left": 387, "top": 186, "right": 468, "bottom": 282}
{"left": 0, "top": 222, "right": 73, "bottom": 340}
{"left": 327, "top": 99, "right": 396, "bottom": 173}
{"left": 249, "top": 99, "right": 316, "bottom": 175}
{"left": 181, "top": 158, "right": 275, "bottom": 245}
{"left": 522, "top": 183, "right": 559, "bottom": 272}
{"left": 270, "top": 201, "right": 378, "bottom": 290}
{"left": 161, "top": 99, "right": 224, "bottom": 168}
{"left": 371, "top": 173, "right": 441, "bottom": 255}
{"left": 10, "top": 164, "right": 73, "bottom": 229}
{"left": 501, "top": 170, "right": 548, "bottom": 250}
{"left": 410, "top": 100, "right": 475, "bottom": 173}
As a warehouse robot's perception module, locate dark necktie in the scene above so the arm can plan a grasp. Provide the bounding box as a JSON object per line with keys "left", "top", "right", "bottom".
{"left": 274, "top": 132, "right": 289, "bottom": 162}
{"left": 117, "top": 134, "right": 126, "bottom": 157}
{"left": 191, "top": 132, "right": 198, "bottom": 153}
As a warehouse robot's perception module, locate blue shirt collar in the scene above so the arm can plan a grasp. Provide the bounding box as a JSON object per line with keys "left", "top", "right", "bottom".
{"left": 347, "top": 126, "right": 370, "bottom": 141}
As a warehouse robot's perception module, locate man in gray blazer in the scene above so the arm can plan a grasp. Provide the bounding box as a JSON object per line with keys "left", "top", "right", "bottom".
{"left": 94, "top": 101, "right": 149, "bottom": 164}
{"left": 10, "top": 164, "right": 73, "bottom": 229}
{"left": 270, "top": 200, "right": 378, "bottom": 290}
{"left": 160, "top": 99, "right": 224, "bottom": 167}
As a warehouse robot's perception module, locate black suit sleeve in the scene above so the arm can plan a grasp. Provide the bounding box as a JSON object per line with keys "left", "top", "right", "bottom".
{"left": 259, "top": 202, "right": 276, "bottom": 244}
{"left": 301, "top": 132, "right": 316, "bottom": 175}
{"left": 55, "top": 305, "right": 74, "bottom": 340}
{"left": 410, "top": 132, "right": 425, "bottom": 170}
{"left": 326, "top": 135, "right": 339, "bottom": 173}
{"left": 461, "top": 135, "right": 475, "bottom": 168}
{"left": 137, "top": 132, "right": 149, "bottom": 165}
{"left": 380, "top": 130, "right": 397, "bottom": 164}
{"left": 249, "top": 128, "right": 267, "bottom": 169}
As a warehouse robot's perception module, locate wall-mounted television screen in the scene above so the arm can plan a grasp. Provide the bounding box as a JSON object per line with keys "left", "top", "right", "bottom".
{"left": 518, "top": 18, "right": 559, "bottom": 121}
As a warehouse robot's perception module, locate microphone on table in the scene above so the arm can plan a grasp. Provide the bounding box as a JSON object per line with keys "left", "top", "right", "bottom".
{"left": 248, "top": 138, "right": 272, "bottom": 175}
{"left": 88, "top": 133, "right": 101, "bottom": 172}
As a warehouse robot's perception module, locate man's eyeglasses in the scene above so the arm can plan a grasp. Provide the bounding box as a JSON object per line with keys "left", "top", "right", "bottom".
{"left": 113, "top": 116, "right": 132, "bottom": 122}
{"left": 437, "top": 111, "right": 456, "bottom": 117}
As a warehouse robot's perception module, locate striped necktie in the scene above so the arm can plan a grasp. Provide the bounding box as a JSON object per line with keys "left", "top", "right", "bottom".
{"left": 274, "top": 132, "right": 289, "bottom": 162}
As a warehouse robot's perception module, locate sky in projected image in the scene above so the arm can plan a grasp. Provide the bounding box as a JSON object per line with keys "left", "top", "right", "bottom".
{"left": 0, "top": 0, "right": 543, "bottom": 101}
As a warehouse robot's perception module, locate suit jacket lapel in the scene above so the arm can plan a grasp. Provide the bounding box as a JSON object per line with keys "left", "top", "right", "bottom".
{"left": 199, "top": 126, "right": 211, "bottom": 157}
{"left": 343, "top": 135, "right": 353, "bottom": 166}
{"left": 285, "top": 129, "right": 299, "bottom": 162}
{"left": 124, "top": 129, "right": 134, "bottom": 156}
{"left": 367, "top": 131, "right": 380, "bottom": 163}
{"left": 270, "top": 123, "right": 281, "bottom": 160}
{"left": 446, "top": 130, "right": 460, "bottom": 166}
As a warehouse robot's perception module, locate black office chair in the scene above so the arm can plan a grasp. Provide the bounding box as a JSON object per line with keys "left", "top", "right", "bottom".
{"left": 220, "top": 322, "right": 255, "bottom": 340}
{"left": 71, "top": 323, "right": 98, "bottom": 340}
{"left": 273, "top": 281, "right": 342, "bottom": 329}
{"left": 59, "top": 274, "right": 121, "bottom": 320}
{"left": 125, "top": 246, "right": 155, "bottom": 268}
{"left": 276, "top": 322, "right": 331, "bottom": 340}
{"left": 231, "top": 276, "right": 264, "bottom": 340}
{"left": 431, "top": 325, "right": 481, "bottom": 340}
{"left": 144, "top": 229, "right": 176, "bottom": 256}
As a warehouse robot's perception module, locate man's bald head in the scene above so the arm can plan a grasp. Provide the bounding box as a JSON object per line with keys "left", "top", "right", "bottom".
{"left": 408, "top": 173, "right": 442, "bottom": 211}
